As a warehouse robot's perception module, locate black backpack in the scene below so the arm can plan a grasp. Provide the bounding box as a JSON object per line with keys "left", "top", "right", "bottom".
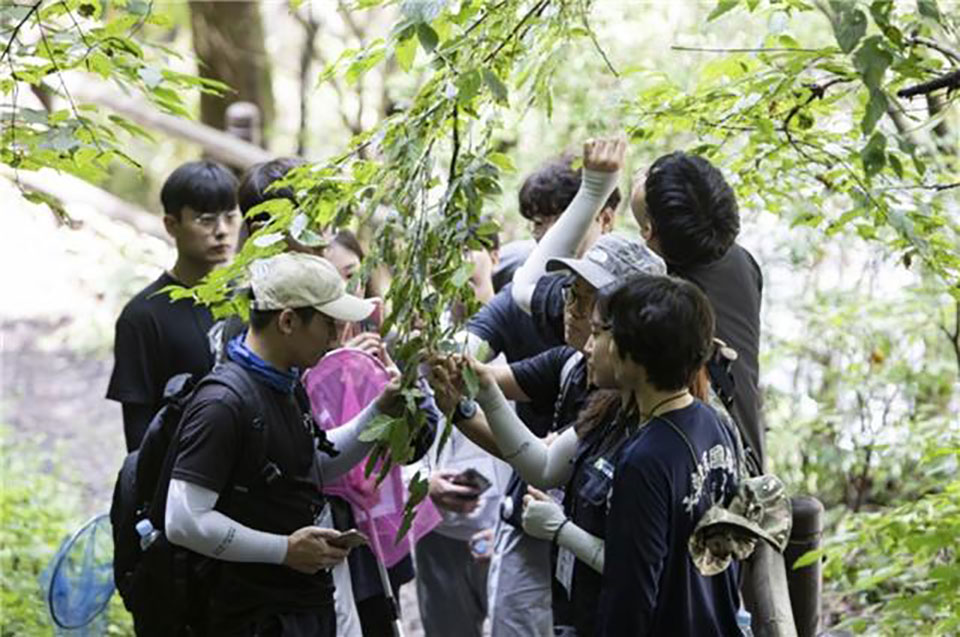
{"left": 110, "top": 362, "right": 267, "bottom": 636}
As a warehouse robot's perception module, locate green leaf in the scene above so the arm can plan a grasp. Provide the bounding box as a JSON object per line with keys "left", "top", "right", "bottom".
{"left": 707, "top": 0, "right": 740, "bottom": 21}
{"left": 861, "top": 131, "right": 887, "bottom": 179}
{"left": 792, "top": 547, "right": 825, "bottom": 569}
{"left": 417, "top": 23, "right": 439, "bottom": 52}
{"left": 451, "top": 261, "right": 475, "bottom": 287}
{"left": 482, "top": 69, "right": 508, "bottom": 104}
{"left": 487, "top": 152, "right": 515, "bottom": 173}
{"left": 833, "top": 7, "right": 867, "bottom": 54}
{"left": 358, "top": 414, "right": 395, "bottom": 442}
{"left": 395, "top": 34, "right": 417, "bottom": 72}
{"left": 462, "top": 365, "right": 479, "bottom": 398}
{"left": 853, "top": 36, "right": 892, "bottom": 91}
{"left": 888, "top": 152, "right": 903, "bottom": 179}
{"left": 862, "top": 88, "right": 888, "bottom": 135}
{"left": 918, "top": 0, "right": 940, "bottom": 20}
{"left": 85, "top": 51, "right": 112, "bottom": 77}
{"left": 455, "top": 69, "right": 482, "bottom": 105}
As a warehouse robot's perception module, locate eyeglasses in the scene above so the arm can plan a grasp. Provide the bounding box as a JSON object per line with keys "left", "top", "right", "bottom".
{"left": 194, "top": 210, "right": 240, "bottom": 227}
{"left": 561, "top": 284, "right": 578, "bottom": 306}
{"left": 589, "top": 321, "right": 612, "bottom": 337}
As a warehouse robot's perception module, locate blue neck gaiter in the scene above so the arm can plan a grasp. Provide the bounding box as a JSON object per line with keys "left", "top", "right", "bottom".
{"left": 226, "top": 333, "right": 300, "bottom": 394}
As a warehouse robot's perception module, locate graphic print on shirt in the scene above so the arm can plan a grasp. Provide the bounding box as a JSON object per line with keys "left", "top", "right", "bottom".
{"left": 682, "top": 443, "right": 737, "bottom": 516}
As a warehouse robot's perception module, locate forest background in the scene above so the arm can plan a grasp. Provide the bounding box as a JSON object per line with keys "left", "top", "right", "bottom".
{"left": 1, "top": 0, "right": 958, "bottom": 634}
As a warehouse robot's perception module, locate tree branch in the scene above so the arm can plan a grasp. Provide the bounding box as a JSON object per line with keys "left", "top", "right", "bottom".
{"left": 782, "top": 77, "right": 856, "bottom": 160}
{"left": 671, "top": 45, "right": 826, "bottom": 53}
{"left": 908, "top": 36, "right": 960, "bottom": 64}
{"left": 483, "top": 0, "right": 550, "bottom": 64}
{"left": 0, "top": 0, "right": 43, "bottom": 64}
{"left": 897, "top": 69, "right": 960, "bottom": 99}
{"left": 940, "top": 300, "right": 960, "bottom": 376}
{"left": 447, "top": 104, "right": 459, "bottom": 186}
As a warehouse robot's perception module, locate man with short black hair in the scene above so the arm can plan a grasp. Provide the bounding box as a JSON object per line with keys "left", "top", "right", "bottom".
{"left": 107, "top": 160, "right": 241, "bottom": 451}
{"left": 632, "top": 151, "right": 764, "bottom": 471}
{"left": 165, "top": 252, "right": 401, "bottom": 636}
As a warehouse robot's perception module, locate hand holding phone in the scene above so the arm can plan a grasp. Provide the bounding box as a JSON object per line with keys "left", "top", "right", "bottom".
{"left": 452, "top": 468, "right": 492, "bottom": 497}
{"left": 327, "top": 529, "right": 369, "bottom": 550}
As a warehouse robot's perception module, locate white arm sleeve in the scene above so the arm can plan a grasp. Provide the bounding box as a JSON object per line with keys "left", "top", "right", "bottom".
{"left": 557, "top": 520, "right": 605, "bottom": 574}
{"left": 165, "top": 479, "right": 288, "bottom": 564}
{"left": 316, "top": 401, "right": 383, "bottom": 481}
{"left": 512, "top": 168, "right": 621, "bottom": 313}
{"left": 476, "top": 382, "right": 578, "bottom": 488}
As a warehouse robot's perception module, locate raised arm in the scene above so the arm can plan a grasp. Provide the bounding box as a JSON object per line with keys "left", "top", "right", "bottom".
{"left": 512, "top": 138, "right": 626, "bottom": 314}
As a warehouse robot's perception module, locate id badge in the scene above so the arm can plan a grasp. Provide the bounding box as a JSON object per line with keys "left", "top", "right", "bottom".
{"left": 556, "top": 546, "right": 575, "bottom": 596}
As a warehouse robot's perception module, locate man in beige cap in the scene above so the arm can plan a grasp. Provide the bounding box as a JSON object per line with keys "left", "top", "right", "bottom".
{"left": 162, "top": 252, "right": 400, "bottom": 637}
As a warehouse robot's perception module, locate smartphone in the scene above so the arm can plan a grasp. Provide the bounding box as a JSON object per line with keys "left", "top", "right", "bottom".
{"left": 328, "top": 529, "right": 369, "bottom": 550}
{"left": 452, "top": 468, "right": 492, "bottom": 497}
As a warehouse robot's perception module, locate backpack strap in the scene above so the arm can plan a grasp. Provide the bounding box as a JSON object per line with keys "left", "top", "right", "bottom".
{"left": 144, "top": 362, "right": 268, "bottom": 526}
{"left": 293, "top": 383, "right": 338, "bottom": 458}
{"left": 552, "top": 350, "right": 584, "bottom": 431}
{"left": 705, "top": 340, "right": 762, "bottom": 477}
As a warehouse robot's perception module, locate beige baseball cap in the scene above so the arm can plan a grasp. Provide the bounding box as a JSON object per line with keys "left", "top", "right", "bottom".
{"left": 249, "top": 252, "right": 374, "bottom": 322}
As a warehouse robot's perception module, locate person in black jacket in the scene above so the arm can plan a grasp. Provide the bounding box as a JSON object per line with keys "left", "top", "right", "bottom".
{"left": 631, "top": 152, "right": 764, "bottom": 472}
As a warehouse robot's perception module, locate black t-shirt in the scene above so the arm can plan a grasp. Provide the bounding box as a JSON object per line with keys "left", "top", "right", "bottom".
{"left": 509, "top": 345, "right": 588, "bottom": 437}
{"left": 671, "top": 243, "right": 763, "bottom": 468}
{"left": 466, "top": 281, "right": 564, "bottom": 435}
{"left": 107, "top": 272, "right": 214, "bottom": 411}
{"left": 598, "top": 401, "right": 740, "bottom": 637}
{"left": 171, "top": 369, "right": 332, "bottom": 630}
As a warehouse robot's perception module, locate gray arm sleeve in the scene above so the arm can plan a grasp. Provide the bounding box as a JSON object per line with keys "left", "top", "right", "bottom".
{"left": 165, "top": 479, "right": 288, "bottom": 564}
{"left": 512, "top": 168, "right": 621, "bottom": 313}
{"left": 557, "top": 520, "right": 606, "bottom": 574}
{"left": 316, "top": 401, "right": 383, "bottom": 481}
{"left": 476, "top": 382, "right": 577, "bottom": 488}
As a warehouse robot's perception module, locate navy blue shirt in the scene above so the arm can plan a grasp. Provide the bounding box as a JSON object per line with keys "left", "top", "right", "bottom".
{"left": 466, "top": 281, "right": 564, "bottom": 436}
{"left": 509, "top": 345, "right": 586, "bottom": 437}
{"left": 599, "top": 400, "right": 740, "bottom": 637}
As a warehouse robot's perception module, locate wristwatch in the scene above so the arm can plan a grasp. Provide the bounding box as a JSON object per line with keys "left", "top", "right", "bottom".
{"left": 452, "top": 398, "right": 478, "bottom": 424}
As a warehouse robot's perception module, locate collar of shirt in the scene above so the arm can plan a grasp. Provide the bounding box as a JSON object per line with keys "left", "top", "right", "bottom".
{"left": 226, "top": 333, "right": 300, "bottom": 394}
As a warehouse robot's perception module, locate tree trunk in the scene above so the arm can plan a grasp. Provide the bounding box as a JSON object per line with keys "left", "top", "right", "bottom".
{"left": 189, "top": 1, "right": 275, "bottom": 147}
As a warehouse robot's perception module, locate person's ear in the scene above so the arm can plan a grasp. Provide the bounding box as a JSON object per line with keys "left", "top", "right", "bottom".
{"left": 599, "top": 208, "right": 615, "bottom": 233}
{"left": 276, "top": 308, "right": 298, "bottom": 335}
{"left": 163, "top": 213, "right": 180, "bottom": 239}
{"left": 489, "top": 248, "right": 500, "bottom": 267}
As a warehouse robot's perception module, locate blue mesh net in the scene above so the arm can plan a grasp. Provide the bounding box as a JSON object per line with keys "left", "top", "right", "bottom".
{"left": 40, "top": 513, "right": 115, "bottom": 635}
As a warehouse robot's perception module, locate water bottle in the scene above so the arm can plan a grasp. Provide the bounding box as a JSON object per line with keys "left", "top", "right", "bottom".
{"left": 737, "top": 607, "right": 754, "bottom": 637}
{"left": 136, "top": 519, "right": 161, "bottom": 551}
